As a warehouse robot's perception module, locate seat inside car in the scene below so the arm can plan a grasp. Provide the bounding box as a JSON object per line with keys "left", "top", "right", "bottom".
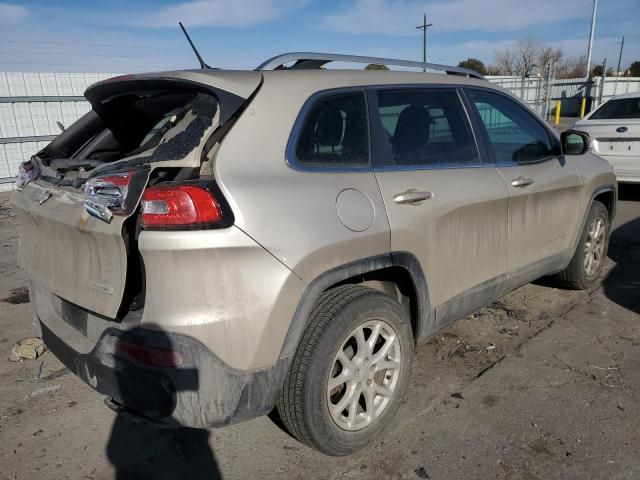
{"left": 392, "top": 105, "right": 431, "bottom": 164}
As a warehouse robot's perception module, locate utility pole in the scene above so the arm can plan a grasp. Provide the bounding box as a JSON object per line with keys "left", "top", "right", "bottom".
{"left": 614, "top": 36, "right": 624, "bottom": 94}
{"left": 598, "top": 57, "right": 607, "bottom": 106}
{"left": 585, "top": 0, "right": 598, "bottom": 77}
{"left": 616, "top": 36, "right": 625, "bottom": 75}
{"left": 416, "top": 14, "right": 433, "bottom": 72}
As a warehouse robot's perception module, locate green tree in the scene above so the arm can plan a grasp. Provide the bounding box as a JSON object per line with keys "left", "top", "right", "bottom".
{"left": 364, "top": 63, "right": 389, "bottom": 70}
{"left": 457, "top": 58, "right": 487, "bottom": 75}
{"left": 629, "top": 61, "right": 640, "bottom": 77}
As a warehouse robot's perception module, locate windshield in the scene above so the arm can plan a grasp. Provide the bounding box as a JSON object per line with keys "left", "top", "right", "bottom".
{"left": 590, "top": 97, "right": 640, "bottom": 120}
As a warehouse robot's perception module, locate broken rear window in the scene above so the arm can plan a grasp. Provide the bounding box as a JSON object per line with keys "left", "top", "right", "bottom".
{"left": 35, "top": 86, "right": 218, "bottom": 180}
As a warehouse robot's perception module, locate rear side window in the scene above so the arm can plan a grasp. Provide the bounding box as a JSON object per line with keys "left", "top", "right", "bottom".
{"left": 295, "top": 92, "right": 369, "bottom": 167}
{"left": 590, "top": 97, "right": 640, "bottom": 120}
{"left": 375, "top": 88, "right": 479, "bottom": 166}
{"left": 466, "top": 89, "right": 555, "bottom": 164}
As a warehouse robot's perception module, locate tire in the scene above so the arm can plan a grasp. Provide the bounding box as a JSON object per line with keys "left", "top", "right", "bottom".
{"left": 552, "top": 200, "right": 610, "bottom": 290}
{"left": 277, "top": 285, "right": 414, "bottom": 456}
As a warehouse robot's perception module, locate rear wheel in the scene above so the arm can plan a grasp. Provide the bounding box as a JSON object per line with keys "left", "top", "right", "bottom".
{"left": 277, "top": 285, "right": 414, "bottom": 456}
{"left": 553, "top": 200, "right": 610, "bottom": 289}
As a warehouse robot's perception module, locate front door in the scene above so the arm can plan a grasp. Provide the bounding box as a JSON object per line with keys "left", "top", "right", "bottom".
{"left": 464, "top": 88, "right": 583, "bottom": 279}
{"left": 370, "top": 86, "right": 510, "bottom": 332}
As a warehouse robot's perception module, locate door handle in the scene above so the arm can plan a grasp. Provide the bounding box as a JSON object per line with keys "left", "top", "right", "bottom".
{"left": 393, "top": 190, "right": 433, "bottom": 204}
{"left": 511, "top": 177, "right": 534, "bottom": 188}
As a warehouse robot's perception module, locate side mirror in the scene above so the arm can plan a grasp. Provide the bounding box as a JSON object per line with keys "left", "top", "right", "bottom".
{"left": 561, "top": 130, "right": 590, "bottom": 155}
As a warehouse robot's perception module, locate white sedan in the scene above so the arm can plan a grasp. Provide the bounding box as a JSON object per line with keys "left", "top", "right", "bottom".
{"left": 574, "top": 92, "right": 640, "bottom": 183}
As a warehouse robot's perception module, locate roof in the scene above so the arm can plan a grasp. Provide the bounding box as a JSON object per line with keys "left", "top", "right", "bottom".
{"left": 609, "top": 91, "right": 640, "bottom": 100}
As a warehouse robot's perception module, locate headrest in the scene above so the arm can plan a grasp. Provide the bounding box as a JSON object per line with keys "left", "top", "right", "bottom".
{"left": 314, "top": 108, "right": 343, "bottom": 147}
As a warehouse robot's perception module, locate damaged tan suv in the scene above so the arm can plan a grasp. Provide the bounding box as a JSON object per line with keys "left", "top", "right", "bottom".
{"left": 13, "top": 53, "right": 616, "bottom": 456}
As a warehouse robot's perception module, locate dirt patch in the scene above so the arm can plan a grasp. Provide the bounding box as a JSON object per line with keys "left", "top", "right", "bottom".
{"left": 2, "top": 286, "right": 29, "bottom": 304}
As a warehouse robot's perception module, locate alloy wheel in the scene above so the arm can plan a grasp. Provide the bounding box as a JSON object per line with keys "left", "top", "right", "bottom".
{"left": 326, "top": 319, "right": 402, "bottom": 431}
{"left": 584, "top": 216, "right": 606, "bottom": 277}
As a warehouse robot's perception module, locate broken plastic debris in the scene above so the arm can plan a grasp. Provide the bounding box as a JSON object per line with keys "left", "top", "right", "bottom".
{"left": 9, "top": 337, "right": 46, "bottom": 362}
{"left": 15, "top": 159, "right": 39, "bottom": 190}
{"left": 414, "top": 467, "right": 430, "bottom": 479}
{"left": 29, "top": 384, "right": 61, "bottom": 398}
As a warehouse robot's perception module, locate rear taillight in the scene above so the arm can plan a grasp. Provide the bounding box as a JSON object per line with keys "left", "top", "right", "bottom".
{"left": 141, "top": 185, "right": 222, "bottom": 229}
{"left": 115, "top": 340, "right": 183, "bottom": 367}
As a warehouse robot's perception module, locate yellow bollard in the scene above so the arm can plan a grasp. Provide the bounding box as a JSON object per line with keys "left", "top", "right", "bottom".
{"left": 554, "top": 100, "right": 561, "bottom": 125}
{"left": 580, "top": 97, "right": 587, "bottom": 118}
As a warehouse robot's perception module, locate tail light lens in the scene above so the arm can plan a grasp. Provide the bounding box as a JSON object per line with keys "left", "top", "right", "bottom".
{"left": 115, "top": 340, "right": 183, "bottom": 367}
{"left": 84, "top": 172, "right": 136, "bottom": 223}
{"left": 141, "top": 185, "right": 222, "bottom": 229}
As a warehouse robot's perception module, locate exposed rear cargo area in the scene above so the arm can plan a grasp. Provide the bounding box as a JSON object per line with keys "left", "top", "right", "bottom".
{"left": 11, "top": 71, "right": 261, "bottom": 320}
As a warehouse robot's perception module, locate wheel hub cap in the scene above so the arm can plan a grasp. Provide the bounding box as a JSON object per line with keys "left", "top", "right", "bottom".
{"left": 326, "top": 319, "right": 402, "bottom": 431}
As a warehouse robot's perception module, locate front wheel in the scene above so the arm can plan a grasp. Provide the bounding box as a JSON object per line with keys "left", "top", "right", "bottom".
{"left": 277, "top": 285, "right": 414, "bottom": 456}
{"left": 553, "top": 200, "right": 610, "bottom": 289}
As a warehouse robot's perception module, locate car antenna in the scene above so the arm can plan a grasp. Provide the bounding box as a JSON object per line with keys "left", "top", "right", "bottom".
{"left": 179, "top": 22, "right": 212, "bottom": 69}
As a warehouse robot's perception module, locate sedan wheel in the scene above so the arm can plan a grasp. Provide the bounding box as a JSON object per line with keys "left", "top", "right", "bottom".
{"left": 584, "top": 216, "right": 606, "bottom": 278}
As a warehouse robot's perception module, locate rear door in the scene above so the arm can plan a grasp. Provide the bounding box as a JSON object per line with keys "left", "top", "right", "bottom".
{"left": 370, "top": 86, "right": 510, "bottom": 328}
{"left": 464, "top": 88, "right": 583, "bottom": 277}
{"left": 13, "top": 178, "right": 139, "bottom": 318}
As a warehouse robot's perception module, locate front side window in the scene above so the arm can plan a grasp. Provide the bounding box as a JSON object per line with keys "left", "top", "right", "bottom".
{"left": 466, "top": 89, "right": 555, "bottom": 164}
{"left": 295, "top": 92, "right": 369, "bottom": 167}
{"left": 375, "top": 88, "right": 479, "bottom": 166}
{"left": 590, "top": 97, "right": 640, "bottom": 120}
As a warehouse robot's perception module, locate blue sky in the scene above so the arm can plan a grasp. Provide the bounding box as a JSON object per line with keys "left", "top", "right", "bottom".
{"left": 0, "top": 0, "right": 638, "bottom": 73}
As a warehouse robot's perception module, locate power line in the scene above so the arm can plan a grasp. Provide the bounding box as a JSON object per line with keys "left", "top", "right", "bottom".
{"left": 0, "top": 61, "right": 183, "bottom": 68}
{"left": 0, "top": 39, "right": 167, "bottom": 50}
{"left": 0, "top": 51, "right": 173, "bottom": 59}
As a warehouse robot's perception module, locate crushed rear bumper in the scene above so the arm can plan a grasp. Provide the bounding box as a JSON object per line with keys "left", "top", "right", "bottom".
{"left": 38, "top": 314, "right": 288, "bottom": 429}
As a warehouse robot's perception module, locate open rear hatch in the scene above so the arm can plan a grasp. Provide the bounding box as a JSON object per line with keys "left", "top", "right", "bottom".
{"left": 12, "top": 71, "right": 261, "bottom": 319}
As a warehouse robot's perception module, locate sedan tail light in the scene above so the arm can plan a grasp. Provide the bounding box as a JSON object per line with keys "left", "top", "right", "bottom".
{"left": 141, "top": 184, "right": 223, "bottom": 229}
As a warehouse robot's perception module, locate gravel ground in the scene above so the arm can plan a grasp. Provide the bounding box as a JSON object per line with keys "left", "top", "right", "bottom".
{"left": 0, "top": 186, "right": 639, "bottom": 480}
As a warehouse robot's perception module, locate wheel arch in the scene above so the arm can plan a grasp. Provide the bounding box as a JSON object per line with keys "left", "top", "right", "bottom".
{"left": 278, "top": 252, "right": 433, "bottom": 362}
{"left": 593, "top": 188, "right": 616, "bottom": 221}
{"left": 562, "top": 184, "right": 617, "bottom": 272}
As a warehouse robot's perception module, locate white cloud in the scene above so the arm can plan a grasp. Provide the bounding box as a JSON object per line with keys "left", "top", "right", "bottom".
{"left": 320, "top": 0, "right": 588, "bottom": 34}
{"left": 142, "top": 0, "right": 307, "bottom": 28}
{"left": 0, "top": 2, "right": 28, "bottom": 25}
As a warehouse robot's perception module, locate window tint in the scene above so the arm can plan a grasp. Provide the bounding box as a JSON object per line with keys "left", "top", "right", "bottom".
{"left": 295, "top": 92, "right": 369, "bottom": 166}
{"left": 467, "top": 89, "right": 554, "bottom": 164}
{"left": 376, "top": 88, "right": 479, "bottom": 166}
{"left": 590, "top": 97, "right": 640, "bottom": 120}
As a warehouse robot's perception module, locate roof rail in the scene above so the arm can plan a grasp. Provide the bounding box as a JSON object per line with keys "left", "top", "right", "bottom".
{"left": 255, "top": 52, "right": 485, "bottom": 80}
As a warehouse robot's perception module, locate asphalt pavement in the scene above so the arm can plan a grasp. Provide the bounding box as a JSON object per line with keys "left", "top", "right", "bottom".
{"left": 0, "top": 186, "right": 639, "bottom": 480}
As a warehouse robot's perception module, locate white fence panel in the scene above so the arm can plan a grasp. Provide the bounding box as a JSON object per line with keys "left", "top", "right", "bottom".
{"left": 0, "top": 71, "right": 121, "bottom": 191}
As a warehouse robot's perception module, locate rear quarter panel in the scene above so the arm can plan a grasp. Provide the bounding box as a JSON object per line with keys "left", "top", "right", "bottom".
{"left": 213, "top": 74, "right": 392, "bottom": 284}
